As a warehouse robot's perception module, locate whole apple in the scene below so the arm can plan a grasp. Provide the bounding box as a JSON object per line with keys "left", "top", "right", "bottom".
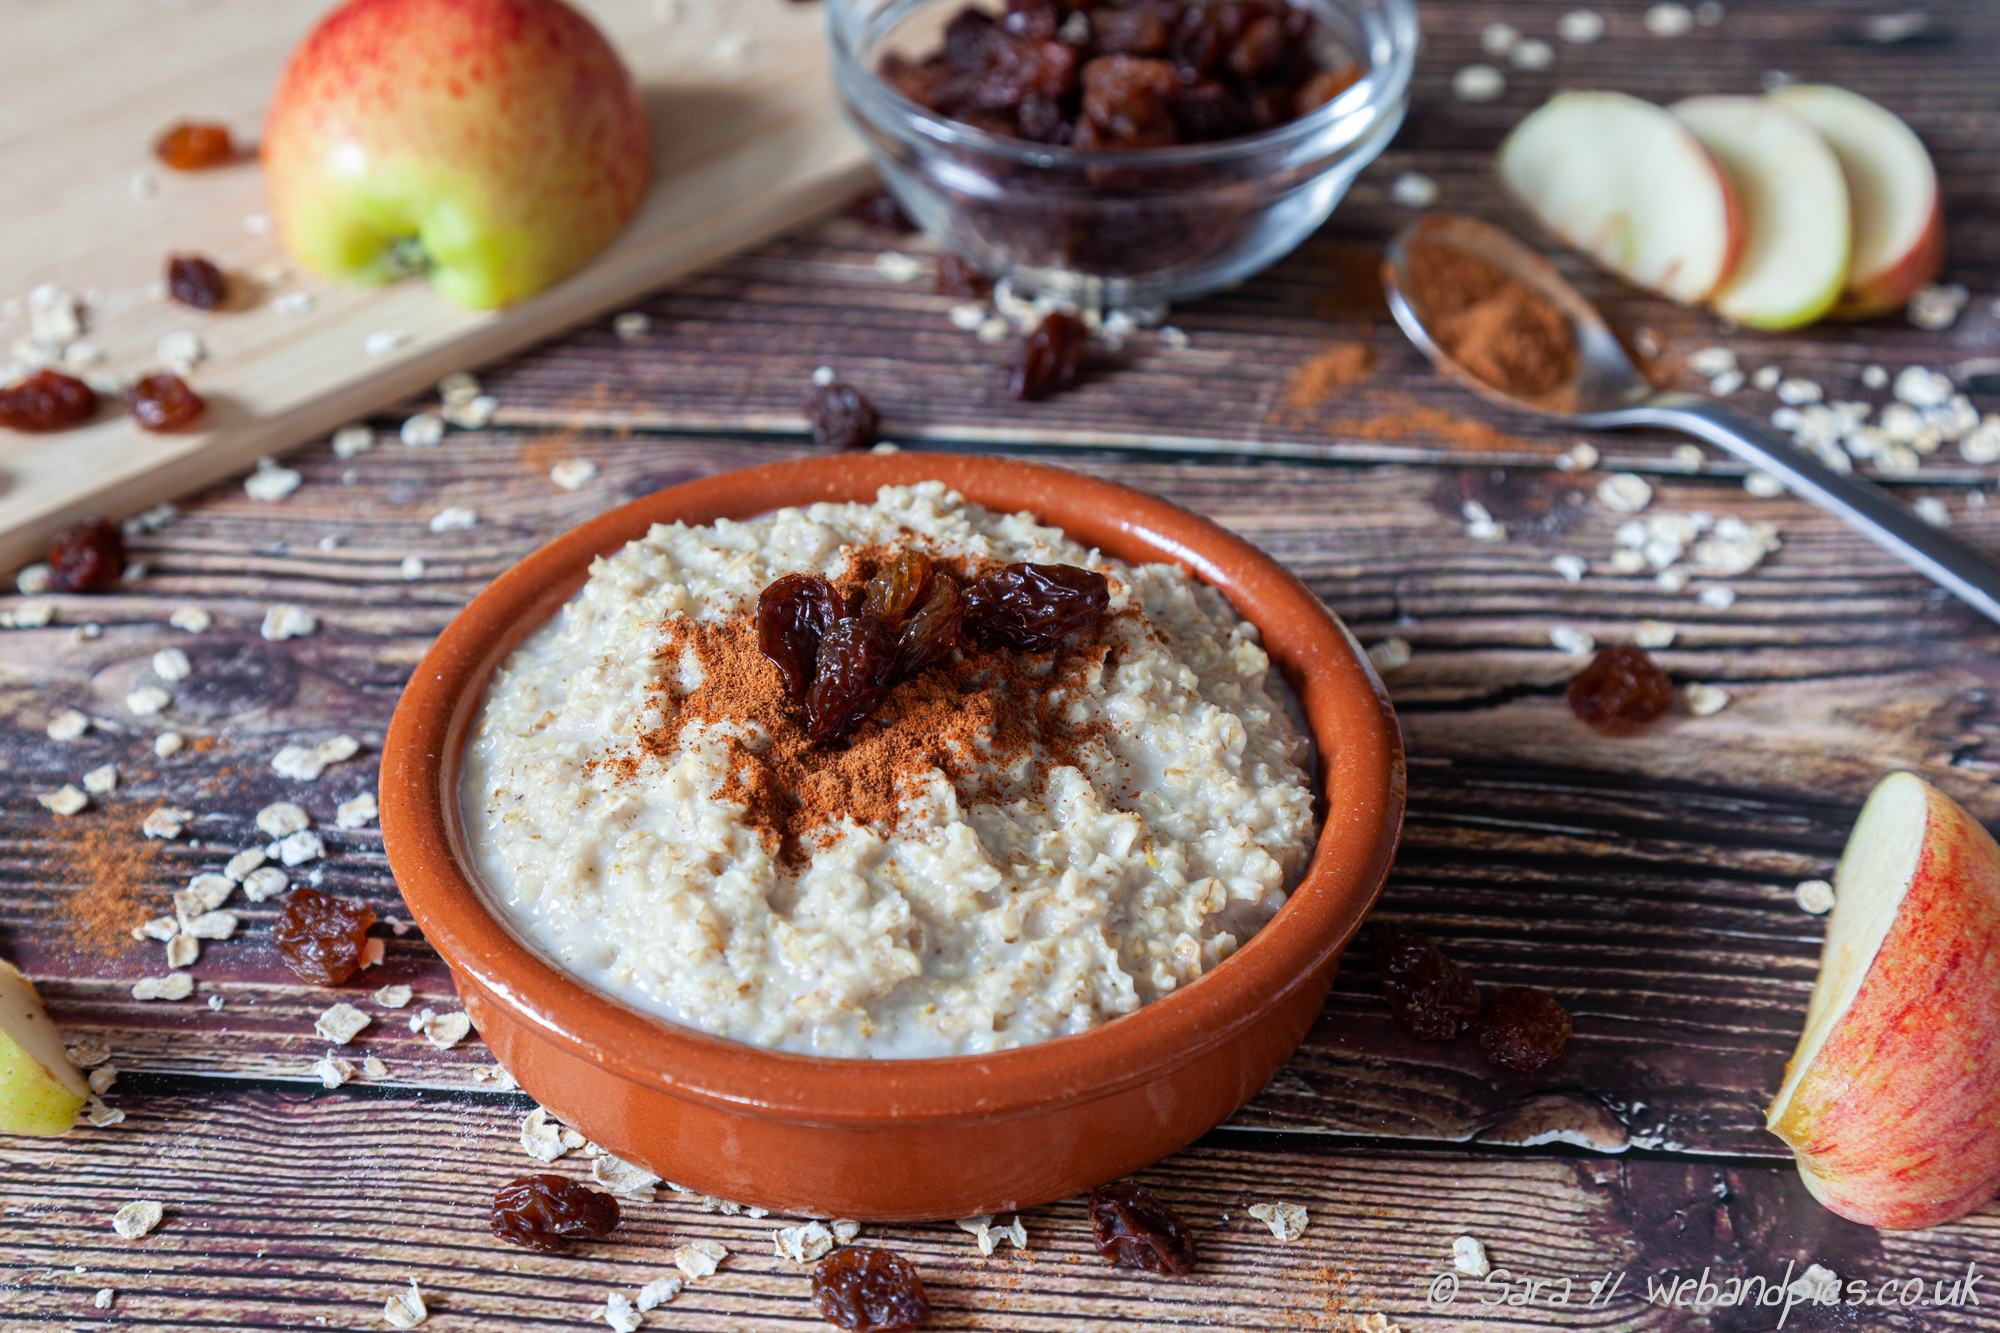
{"left": 264, "top": 0, "right": 651, "bottom": 309}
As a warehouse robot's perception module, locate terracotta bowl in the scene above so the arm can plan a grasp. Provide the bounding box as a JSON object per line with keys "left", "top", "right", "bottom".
{"left": 382, "top": 453, "right": 1403, "bottom": 1221}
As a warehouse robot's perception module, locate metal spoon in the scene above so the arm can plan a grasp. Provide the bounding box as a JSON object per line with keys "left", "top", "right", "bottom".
{"left": 1382, "top": 214, "right": 2000, "bottom": 625}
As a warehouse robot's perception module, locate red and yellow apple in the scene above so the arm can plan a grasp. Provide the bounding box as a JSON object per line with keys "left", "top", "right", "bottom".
{"left": 263, "top": 0, "right": 651, "bottom": 310}
{"left": 1767, "top": 772, "right": 2000, "bottom": 1230}
{"left": 0, "top": 958, "right": 88, "bottom": 1136}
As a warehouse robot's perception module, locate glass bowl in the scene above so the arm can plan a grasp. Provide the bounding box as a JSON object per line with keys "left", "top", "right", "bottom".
{"left": 826, "top": 0, "right": 1418, "bottom": 307}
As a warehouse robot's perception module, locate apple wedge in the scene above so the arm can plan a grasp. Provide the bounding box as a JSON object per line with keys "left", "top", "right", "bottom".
{"left": 1670, "top": 96, "right": 1851, "bottom": 330}
{"left": 1497, "top": 90, "right": 1742, "bottom": 305}
{"left": 1768, "top": 83, "right": 1946, "bottom": 319}
{"left": 0, "top": 958, "right": 88, "bottom": 1136}
{"left": 1768, "top": 773, "right": 2000, "bottom": 1230}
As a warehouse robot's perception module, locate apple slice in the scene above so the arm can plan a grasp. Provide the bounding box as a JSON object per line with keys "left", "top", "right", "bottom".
{"left": 1669, "top": 96, "right": 1851, "bottom": 330}
{"left": 1767, "top": 84, "right": 1946, "bottom": 319}
{"left": 1767, "top": 773, "right": 2000, "bottom": 1230}
{"left": 1497, "top": 90, "right": 1742, "bottom": 305}
{"left": 0, "top": 958, "right": 88, "bottom": 1136}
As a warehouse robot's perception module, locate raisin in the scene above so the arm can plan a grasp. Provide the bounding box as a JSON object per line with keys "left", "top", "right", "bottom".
{"left": 934, "top": 253, "right": 991, "bottom": 299}
{"left": 811, "top": 1248, "right": 931, "bottom": 1332}
{"left": 1171, "top": 81, "right": 1251, "bottom": 141}
{"left": 1094, "top": 6, "right": 1171, "bottom": 53}
{"left": 975, "top": 35, "right": 1077, "bottom": 109}
{"left": 1088, "top": 1179, "right": 1196, "bottom": 1275}
{"left": 1296, "top": 62, "right": 1363, "bottom": 115}
{"left": 45, "top": 517, "right": 125, "bottom": 593}
{"left": 1373, "top": 922, "right": 1480, "bottom": 1041}
{"left": 1476, "top": 987, "right": 1572, "bottom": 1073}
{"left": 964, "top": 562, "right": 1109, "bottom": 651}
{"left": 1075, "top": 55, "right": 1181, "bottom": 150}
{"left": 1008, "top": 311, "right": 1090, "bottom": 401}
{"left": 758, "top": 573, "right": 846, "bottom": 703}
{"left": 272, "top": 888, "right": 377, "bottom": 985}
{"left": 0, "top": 370, "right": 97, "bottom": 432}
{"left": 892, "top": 574, "right": 964, "bottom": 681}
{"left": 845, "top": 192, "right": 917, "bottom": 233}
{"left": 862, "top": 551, "right": 935, "bottom": 625}
{"left": 167, "top": 254, "right": 228, "bottom": 310}
{"left": 126, "top": 373, "right": 205, "bottom": 432}
{"left": 1566, "top": 645, "right": 1674, "bottom": 736}
{"left": 154, "top": 121, "right": 235, "bottom": 170}
{"left": 491, "top": 1174, "right": 621, "bottom": 1252}
{"left": 1226, "top": 13, "right": 1287, "bottom": 78}
{"left": 807, "top": 615, "right": 898, "bottom": 745}
{"left": 804, "top": 381, "right": 878, "bottom": 451}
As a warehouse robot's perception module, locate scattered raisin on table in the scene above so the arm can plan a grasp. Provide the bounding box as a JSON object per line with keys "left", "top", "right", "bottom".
{"left": 126, "top": 373, "right": 205, "bottom": 432}
{"left": 167, "top": 254, "right": 228, "bottom": 310}
{"left": 1476, "top": 987, "right": 1571, "bottom": 1073}
{"left": 45, "top": 518, "right": 125, "bottom": 593}
{"left": 0, "top": 370, "right": 97, "bottom": 432}
{"left": 1373, "top": 922, "right": 1480, "bottom": 1041}
{"left": 804, "top": 381, "right": 879, "bottom": 450}
{"left": 964, "top": 562, "right": 1110, "bottom": 652}
{"left": 1009, "top": 311, "right": 1089, "bottom": 401}
{"left": 811, "top": 1248, "right": 930, "bottom": 1332}
{"left": 1088, "top": 1179, "right": 1196, "bottom": 1276}
{"left": 758, "top": 573, "right": 846, "bottom": 703}
{"left": 272, "top": 888, "right": 377, "bottom": 985}
{"left": 491, "top": 1174, "right": 621, "bottom": 1252}
{"left": 807, "top": 615, "right": 898, "bottom": 745}
{"left": 154, "top": 121, "right": 234, "bottom": 170}
{"left": 934, "top": 253, "right": 991, "bottom": 299}
{"left": 1566, "top": 645, "right": 1674, "bottom": 735}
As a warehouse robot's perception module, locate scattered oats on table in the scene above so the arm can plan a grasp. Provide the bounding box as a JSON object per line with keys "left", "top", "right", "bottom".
{"left": 169, "top": 604, "right": 213, "bottom": 633}
{"left": 671, "top": 1240, "right": 727, "bottom": 1281}
{"left": 429, "top": 506, "right": 477, "bottom": 532}
{"left": 271, "top": 291, "right": 313, "bottom": 316}
{"left": 152, "top": 647, "right": 193, "bottom": 682}
{"left": 520, "top": 1106, "right": 586, "bottom": 1162}
{"left": 261, "top": 604, "right": 317, "bottom": 641}
{"left": 1451, "top": 63, "right": 1505, "bottom": 102}
{"left": 126, "top": 685, "right": 172, "bottom": 716}
{"left": 1671, "top": 444, "right": 1706, "bottom": 473}
{"left": 873, "top": 251, "right": 923, "bottom": 283}
{"left": 241, "top": 866, "right": 290, "bottom": 901}
{"left": 444, "top": 394, "right": 497, "bottom": 429}
{"left": 592, "top": 1153, "right": 662, "bottom": 1196}
{"left": 1247, "top": 1201, "right": 1309, "bottom": 1242}
{"left": 1555, "top": 442, "right": 1598, "bottom": 472}
{"left": 419, "top": 1011, "right": 471, "bottom": 1050}
{"left": 88, "top": 1065, "right": 118, "bottom": 1094}
{"left": 338, "top": 793, "right": 379, "bottom": 828}
{"left": 1596, "top": 472, "right": 1652, "bottom": 515}
{"left": 1687, "top": 346, "right": 1736, "bottom": 376}
{"left": 374, "top": 983, "right": 413, "bottom": 1009}
{"left": 244, "top": 465, "right": 303, "bottom": 503}
{"left": 1367, "top": 637, "right": 1412, "bottom": 673}
{"left": 1549, "top": 625, "right": 1595, "bottom": 655}
{"left": 83, "top": 1095, "right": 126, "bottom": 1127}
{"left": 613, "top": 311, "right": 652, "bottom": 340}
{"left": 775, "top": 1222, "right": 835, "bottom": 1263}
{"left": 1796, "top": 878, "right": 1835, "bottom": 914}
{"left": 1453, "top": 1234, "right": 1491, "bottom": 1276}
{"left": 68, "top": 1036, "right": 111, "bottom": 1068}
{"left": 1632, "top": 620, "right": 1677, "bottom": 649}
{"left": 315, "top": 1002, "right": 370, "bottom": 1045}
{"left": 363, "top": 1055, "right": 388, "bottom": 1077}
{"left": 383, "top": 1279, "right": 428, "bottom": 1329}
{"left": 401, "top": 556, "right": 426, "bottom": 581}
{"left": 1509, "top": 37, "right": 1553, "bottom": 68}
{"left": 313, "top": 1052, "right": 356, "bottom": 1089}
{"left": 365, "top": 330, "right": 410, "bottom": 357}
{"left": 1697, "top": 585, "right": 1737, "bottom": 611}
{"left": 181, "top": 911, "right": 237, "bottom": 941}
{"left": 636, "top": 1276, "right": 682, "bottom": 1311}
{"left": 158, "top": 330, "right": 205, "bottom": 372}
{"left": 550, "top": 458, "right": 598, "bottom": 491}
{"left": 7, "top": 596, "right": 54, "bottom": 626}
{"left": 225, "top": 847, "right": 267, "bottom": 881}
{"left": 332, "top": 424, "right": 375, "bottom": 458}
{"left": 166, "top": 935, "right": 199, "bottom": 968}
{"left": 111, "top": 1201, "right": 164, "bottom": 1240}
{"left": 1389, "top": 172, "right": 1438, "bottom": 208}
{"left": 39, "top": 784, "right": 89, "bottom": 816}
{"left": 258, "top": 801, "right": 311, "bottom": 838}
{"left": 142, "top": 806, "right": 193, "bottom": 839}
{"left": 1684, "top": 681, "right": 1730, "bottom": 716}
{"left": 94, "top": 1289, "right": 114, "bottom": 1310}
{"left": 832, "top": 1219, "right": 862, "bottom": 1244}
{"left": 1913, "top": 496, "right": 1951, "bottom": 528}
{"left": 1644, "top": 1, "right": 1693, "bottom": 34}
{"left": 1479, "top": 20, "right": 1519, "bottom": 53}
{"left": 279, "top": 829, "right": 325, "bottom": 865}
{"left": 604, "top": 1293, "right": 640, "bottom": 1333}
{"left": 1550, "top": 554, "right": 1586, "bottom": 584}
{"left": 133, "top": 972, "right": 194, "bottom": 1000}
{"left": 401, "top": 414, "right": 445, "bottom": 448}
{"left": 1743, "top": 471, "right": 1784, "bottom": 498}
{"left": 1709, "top": 369, "right": 1744, "bottom": 396}
{"left": 46, "top": 709, "right": 89, "bottom": 741}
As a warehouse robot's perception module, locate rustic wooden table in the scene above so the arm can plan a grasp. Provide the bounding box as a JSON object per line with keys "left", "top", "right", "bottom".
{"left": 5, "top": 2, "right": 1999, "bottom": 1328}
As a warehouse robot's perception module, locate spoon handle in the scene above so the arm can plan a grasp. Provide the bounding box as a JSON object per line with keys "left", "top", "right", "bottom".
{"left": 1578, "top": 393, "right": 2000, "bottom": 625}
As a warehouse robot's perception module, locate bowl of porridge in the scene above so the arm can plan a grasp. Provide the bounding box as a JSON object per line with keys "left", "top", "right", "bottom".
{"left": 382, "top": 452, "right": 1402, "bottom": 1220}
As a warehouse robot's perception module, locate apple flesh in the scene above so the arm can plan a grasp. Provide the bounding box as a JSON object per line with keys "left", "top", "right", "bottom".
{"left": 263, "top": 0, "right": 651, "bottom": 310}
{"left": 1767, "top": 84, "right": 1946, "bottom": 320}
{"left": 1497, "top": 90, "right": 1742, "bottom": 306}
{"left": 1669, "top": 96, "right": 1851, "bottom": 330}
{"left": 1767, "top": 773, "right": 2000, "bottom": 1230}
{"left": 0, "top": 958, "right": 88, "bottom": 1136}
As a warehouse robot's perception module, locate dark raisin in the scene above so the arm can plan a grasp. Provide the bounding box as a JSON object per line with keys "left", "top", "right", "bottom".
{"left": 1094, "top": 6, "right": 1171, "bottom": 53}
{"left": 1088, "top": 1179, "right": 1196, "bottom": 1275}
{"left": 1171, "top": 81, "right": 1251, "bottom": 141}
{"left": 272, "top": 888, "right": 377, "bottom": 985}
{"left": 1296, "top": 62, "right": 1362, "bottom": 115}
{"left": 1566, "top": 645, "right": 1674, "bottom": 736}
{"left": 45, "top": 517, "right": 125, "bottom": 592}
{"left": 807, "top": 615, "right": 898, "bottom": 745}
{"left": 154, "top": 122, "right": 235, "bottom": 170}
{"left": 1009, "top": 311, "right": 1090, "bottom": 401}
{"left": 0, "top": 370, "right": 97, "bottom": 432}
{"left": 893, "top": 575, "right": 965, "bottom": 681}
{"left": 964, "top": 562, "right": 1109, "bottom": 652}
{"left": 1373, "top": 922, "right": 1480, "bottom": 1041}
{"left": 1074, "top": 55, "right": 1181, "bottom": 149}
{"left": 491, "top": 1174, "right": 621, "bottom": 1252}
{"left": 758, "top": 573, "right": 846, "bottom": 703}
{"left": 167, "top": 254, "right": 228, "bottom": 310}
{"left": 804, "top": 381, "right": 878, "bottom": 451}
{"left": 934, "top": 253, "right": 991, "bottom": 299}
{"left": 975, "top": 35, "right": 1077, "bottom": 109}
{"left": 845, "top": 192, "right": 917, "bottom": 233}
{"left": 862, "top": 551, "right": 935, "bottom": 625}
{"left": 1476, "top": 987, "right": 1572, "bottom": 1073}
{"left": 811, "top": 1248, "right": 931, "bottom": 1332}
{"left": 126, "top": 373, "right": 205, "bottom": 431}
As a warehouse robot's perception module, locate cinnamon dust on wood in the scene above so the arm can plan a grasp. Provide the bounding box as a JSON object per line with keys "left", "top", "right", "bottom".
{"left": 47, "top": 807, "right": 161, "bottom": 958}
{"left": 1337, "top": 404, "right": 1546, "bottom": 452}
{"left": 1286, "top": 342, "right": 1376, "bottom": 407}
{"left": 1402, "top": 225, "right": 1578, "bottom": 408}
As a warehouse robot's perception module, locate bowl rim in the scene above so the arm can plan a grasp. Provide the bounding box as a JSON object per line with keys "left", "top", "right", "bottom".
{"left": 382, "top": 453, "right": 1403, "bottom": 1129}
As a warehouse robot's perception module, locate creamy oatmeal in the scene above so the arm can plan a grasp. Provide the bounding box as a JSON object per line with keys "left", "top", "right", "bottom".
{"left": 462, "top": 483, "right": 1316, "bottom": 1058}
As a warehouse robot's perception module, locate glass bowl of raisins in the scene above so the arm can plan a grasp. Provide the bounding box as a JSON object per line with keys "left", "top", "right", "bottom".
{"left": 827, "top": 0, "right": 1417, "bottom": 306}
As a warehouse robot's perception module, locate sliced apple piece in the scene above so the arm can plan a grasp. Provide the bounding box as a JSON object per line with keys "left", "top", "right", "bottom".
{"left": 1497, "top": 90, "right": 1742, "bottom": 305}
{"left": 1669, "top": 96, "right": 1850, "bottom": 330}
{"left": 1767, "top": 83, "right": 1946, "bottom": 319}
{"left": 1768, "top": 773, "right": 2000, "bottom": 1230}
{"left": 0, "top": 958, "right": 88, "bottom": 1136}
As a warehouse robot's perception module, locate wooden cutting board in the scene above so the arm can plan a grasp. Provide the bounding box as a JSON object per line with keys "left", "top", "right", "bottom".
{"left": 0, "top": 0, "right": 872, "bottom": 569}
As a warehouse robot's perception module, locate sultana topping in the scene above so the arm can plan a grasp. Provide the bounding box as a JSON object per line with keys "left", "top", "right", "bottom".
{"left": 491, "top": 1174, "right": 621, "bottom": 1252}
{"left": 890, "top": 572, "right": 964, "bottom": 682}
{"left": 166, "top": 254, "right": 228, "bottom": 310}
{"left": 1009, "top": 310, "right": 1090, "bottom": 401}
{"left": 804, "top": 380, "right": 880, "bottom": 450}
{"left": 126, "top": 373, "right": 206, "bottom": 432}
{"left": 1373, "top": 922, "right": 1481, "bottom": 1041}
{"left": 811, "top": 1247, "right": 930, "bottom": 1332}
{"left": 934, "top": 253, "right": 991, "bottom": 299}
{"left": 46, "top": 517, "right": 126, "bottom": 593}
{"left": 0, "top": 370, "right": 97, "bottom": 432}
{"left": 1476, "top": 986, "right": 1572, "bottom": 1073}
{"left": 1566, "top": 645, "right": 1674, "bottom": 736}
{"left": 862, "top": 550, "right": 935, "bottom": 625}
{"left": 272, "top": 888, "right": 377, "bottom": 985}
{"left": 758, "top": 573, "right": 846, "bottom": 703}
{"left": 154, "top": 121, "right": 234, "bottom": 170}
{"left": 1088, "top": 1178, "right": 1196, "bottom": 1275}
{"left": 963, "top": 562, "right": 1110, "bottom": 652}
{"left": 807, "top": 615, "right": 898, "bottom": 745}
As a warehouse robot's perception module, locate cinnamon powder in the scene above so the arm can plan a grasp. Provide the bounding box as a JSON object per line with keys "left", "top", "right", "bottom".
{"left": 1402, "top": 227, "right": 1578, "bottom": 407}
{"left": 1337, "top": 404, "right": 1547, "bottom": 452}
{"left": 1286, "top": 342, "right": 1376, "bottom": 407}
{"left": 48, "top": 807, "right": 161, "bottom": 958}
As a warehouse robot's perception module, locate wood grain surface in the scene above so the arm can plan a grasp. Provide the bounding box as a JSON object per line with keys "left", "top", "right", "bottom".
{"left": 6, "top": 0, "right": 2000, "bottom": 1328}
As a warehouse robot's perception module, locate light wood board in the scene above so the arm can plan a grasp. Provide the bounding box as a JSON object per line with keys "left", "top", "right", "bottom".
{"left": 0, "top": 0, "right": 872, "bottom": 569}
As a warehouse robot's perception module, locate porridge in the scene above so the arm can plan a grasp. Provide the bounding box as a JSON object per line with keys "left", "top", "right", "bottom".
{"left": 462, "top": 482, "right": 1316, "bottom": 1058}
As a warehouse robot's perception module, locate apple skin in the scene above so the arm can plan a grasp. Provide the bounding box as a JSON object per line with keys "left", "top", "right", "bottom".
{"left": 1767, "top": 774, "right": 2000, "bottom": 1230}
{"left": 0, "top": 958, "right": 88, "bottom": 1137}
{"left": 263, "top": 0, "right": 651, "bottom": 310}
{"left": 1830, "top": 189, "right": 1945, "bottom": 321}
